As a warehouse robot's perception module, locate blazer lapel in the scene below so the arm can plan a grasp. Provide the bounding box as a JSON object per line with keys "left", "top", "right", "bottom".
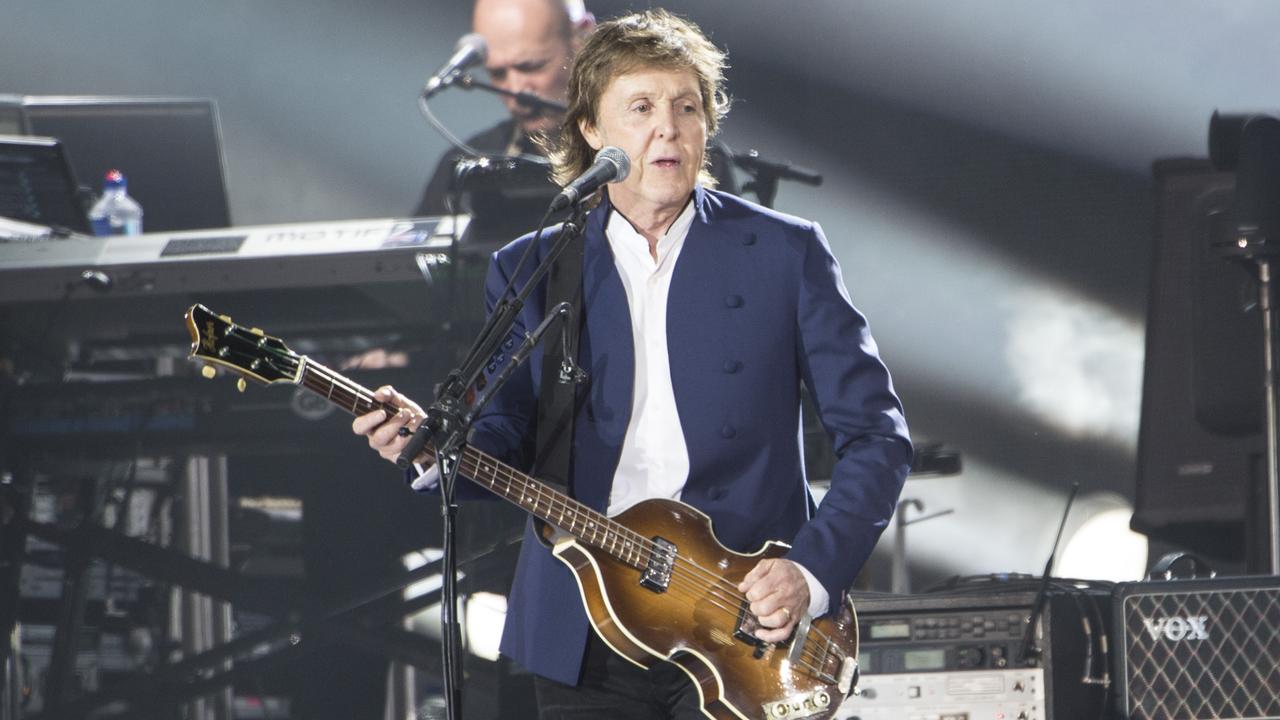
{"left": 666, "top": 188, "right": 734, "bottom": 485}
{"left": 575, "top": 194, "right": 634, "bottom": 510}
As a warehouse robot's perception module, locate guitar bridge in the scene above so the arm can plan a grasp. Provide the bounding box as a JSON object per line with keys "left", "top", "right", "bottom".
{"left": 639, "top": 537, "right": 676, "bottom": 593}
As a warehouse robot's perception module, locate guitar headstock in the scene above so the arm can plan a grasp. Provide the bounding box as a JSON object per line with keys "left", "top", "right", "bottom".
{"left": 185, "top": 304, "right": 302, "bottom": 388}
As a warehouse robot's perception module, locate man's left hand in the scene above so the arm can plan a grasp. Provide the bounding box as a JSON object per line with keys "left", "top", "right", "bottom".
{"left": 738, "top": 558, "right": 809, "bottom": 643}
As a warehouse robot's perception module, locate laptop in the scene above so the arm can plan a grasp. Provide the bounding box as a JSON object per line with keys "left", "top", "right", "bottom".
{"left": 0, "top": 134, "right": 92, "bottom": 235}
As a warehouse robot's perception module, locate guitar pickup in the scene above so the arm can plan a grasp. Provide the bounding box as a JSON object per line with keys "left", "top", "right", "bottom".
{"left": 640, "top": 537, "right": 676, "bottom": 593}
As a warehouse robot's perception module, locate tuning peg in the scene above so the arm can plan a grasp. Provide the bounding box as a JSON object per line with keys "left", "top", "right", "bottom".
{"left": 237, "top": 378, "right": 247, "bottom": 392}
{"left": 250, "top": 327, "right": 265, "bottom": 337}
{"left": 219, "top": 314, "right": 232, "bottom": 323}
{"left": 201, "top": 366, "right": 217, "bottom": 379}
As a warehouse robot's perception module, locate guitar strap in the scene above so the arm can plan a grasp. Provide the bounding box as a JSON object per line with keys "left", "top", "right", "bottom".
{"left": 532, "top": 220, "right": 586, "bottom": 498}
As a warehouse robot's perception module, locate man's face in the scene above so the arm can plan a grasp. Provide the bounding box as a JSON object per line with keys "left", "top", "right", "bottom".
{"left": 579, "top": 67, "right": 707, "bottom": 220}
{"left": 474, "top": 0, "right": 575, "bottom": 136}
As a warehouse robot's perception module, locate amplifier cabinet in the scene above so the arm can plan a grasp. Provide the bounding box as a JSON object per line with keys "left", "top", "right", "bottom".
{"left": 1115, "top": 575, "right": 1280, "bottom": 720}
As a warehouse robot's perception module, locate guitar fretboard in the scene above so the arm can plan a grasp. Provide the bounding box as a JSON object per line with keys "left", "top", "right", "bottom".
{"left": 297, "top": 359, "right": 657, "bottom": 569}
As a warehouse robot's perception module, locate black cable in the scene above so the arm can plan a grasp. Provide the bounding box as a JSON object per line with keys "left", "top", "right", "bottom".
{"left": 493, "top": 206, "right": 555, "bottom": 308}
{"left": 432, "top": 204, "right": 553, "bottom": 409}
{"left": 1054, "top": 582, "right": 1096, "bottom": 685}
{"left": 1043, "top": 579, "right": 1113, "bottom": 720}
{"left": 1080, "top": 583, "right": 1113, "bottom": 713}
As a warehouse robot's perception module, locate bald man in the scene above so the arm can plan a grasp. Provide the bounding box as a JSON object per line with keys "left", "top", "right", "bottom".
{"left": 412, "top": 0, "right": 591, "bottom": 216}
{"left": 412, "top": 0, "right": 736, "bottom": 219}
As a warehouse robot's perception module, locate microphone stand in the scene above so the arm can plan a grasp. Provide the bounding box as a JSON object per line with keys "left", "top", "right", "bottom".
{"left": 1018, "top": 482, "right": 1079, "bottom": 666}
{"left": 396, "top": 201, "right": 590, "bottom": 720}
{"left": 456, "top": 73, "right": 568, "bottom": 115}
{"left": 732, "top": 149, "right": 823, "bottom": 209}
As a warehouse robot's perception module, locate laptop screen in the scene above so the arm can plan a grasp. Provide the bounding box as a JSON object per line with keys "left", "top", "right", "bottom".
{"left": 0, "top": 134, "right": 91, "bottom": 235}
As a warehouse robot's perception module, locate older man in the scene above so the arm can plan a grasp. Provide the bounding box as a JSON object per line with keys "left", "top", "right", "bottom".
{"left": 366, "top": 9, "right": 911, "bottom": 718}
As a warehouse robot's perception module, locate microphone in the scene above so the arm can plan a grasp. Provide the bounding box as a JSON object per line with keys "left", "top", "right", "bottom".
{"left": 423, "top": 33, "right": 488, "bottom": 99}
{"left": 549, "top": 147, "right": 631, "bottom": 212}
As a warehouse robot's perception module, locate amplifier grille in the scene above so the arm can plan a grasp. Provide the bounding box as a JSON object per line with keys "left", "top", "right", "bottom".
{"left": 1122, "top": 587, "right": 1280, "bottom": 720}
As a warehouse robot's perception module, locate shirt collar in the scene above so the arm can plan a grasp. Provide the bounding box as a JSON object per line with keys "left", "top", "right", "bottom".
{"left": 605, "top": 195, "right": 697, "bottom": 269}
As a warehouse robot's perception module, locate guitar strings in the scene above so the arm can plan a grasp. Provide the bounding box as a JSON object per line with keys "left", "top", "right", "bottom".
{"left": 303, "top": 362, "right": 847, "bottom": 679}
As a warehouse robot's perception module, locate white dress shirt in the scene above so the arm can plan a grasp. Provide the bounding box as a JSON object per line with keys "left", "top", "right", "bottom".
{"left": 604, "top": 200, "right": 695, "bottom": 516}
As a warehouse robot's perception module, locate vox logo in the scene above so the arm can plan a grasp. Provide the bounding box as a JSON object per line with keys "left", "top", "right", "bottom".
{"left": 1141, "top": 615, "right": 1209, "bottom": 641}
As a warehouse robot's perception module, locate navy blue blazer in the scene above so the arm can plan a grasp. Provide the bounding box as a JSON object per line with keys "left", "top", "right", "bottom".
{"left": 460, "top": 187, "right": 911, "bottom": 685}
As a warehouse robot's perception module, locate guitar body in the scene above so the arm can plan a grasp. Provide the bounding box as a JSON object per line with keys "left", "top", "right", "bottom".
{"left": 549, "top": 498, "right": 859, "bottom": 720}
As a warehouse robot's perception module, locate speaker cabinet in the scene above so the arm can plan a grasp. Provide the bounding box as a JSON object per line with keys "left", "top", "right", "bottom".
{"left": 1135, "top": 158, "right": 1270, "bottom": 569}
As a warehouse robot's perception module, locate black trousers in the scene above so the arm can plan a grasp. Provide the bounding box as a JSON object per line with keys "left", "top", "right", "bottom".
{"left": 533, "top": 633, "right": 706, "bottom": 719}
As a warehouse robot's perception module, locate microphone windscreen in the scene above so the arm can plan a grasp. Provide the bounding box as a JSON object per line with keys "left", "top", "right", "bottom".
{"left": 457, "top": 32, "right": 488, "bottom": 63}
{"left": 596, "top": 146, "right": 631, "bottom": 182}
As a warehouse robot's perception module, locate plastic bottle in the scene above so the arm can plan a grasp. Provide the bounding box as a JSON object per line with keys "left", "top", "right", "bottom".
{"left": 89, "top": 169, "right": 144, "bottom": 236}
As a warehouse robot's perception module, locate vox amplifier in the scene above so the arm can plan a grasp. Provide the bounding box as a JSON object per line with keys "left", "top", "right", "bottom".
{"left": 1114, "top": 575, "right": 1280, "bottom": 720}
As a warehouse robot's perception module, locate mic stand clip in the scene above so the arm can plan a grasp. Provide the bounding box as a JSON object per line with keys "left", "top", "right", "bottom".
{"left": 456, "top": 73, "right": 569, "bottom": 115}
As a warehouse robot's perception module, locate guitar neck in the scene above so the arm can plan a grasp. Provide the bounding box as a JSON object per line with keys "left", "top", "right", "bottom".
{"left": 296, "top": 358, "right": 652, "bottom": 568}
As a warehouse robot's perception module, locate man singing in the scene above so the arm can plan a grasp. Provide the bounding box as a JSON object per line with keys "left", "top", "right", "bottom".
{"left": 361, "top": 9, "right": 911, "bottom": 718}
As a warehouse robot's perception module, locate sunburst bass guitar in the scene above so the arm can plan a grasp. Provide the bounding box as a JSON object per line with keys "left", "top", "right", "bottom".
{"left": 184, "top": 303, "right": 860, "bottom": 720}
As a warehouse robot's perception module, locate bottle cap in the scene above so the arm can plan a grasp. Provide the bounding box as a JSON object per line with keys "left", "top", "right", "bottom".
{"left": 104, "top": 169, "right": 127, "bottom": 189}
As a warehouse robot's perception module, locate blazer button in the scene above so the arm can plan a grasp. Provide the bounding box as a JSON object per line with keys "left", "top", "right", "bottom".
{"left": 720, "top": 425, "right": 737, "bottom": 439}
{"left": 722, "top": 360, "right": 742, "bottom": 374}
{"left": 742, "top": 233, "right": 756, "bottom": 246}
{"left": 724, "top": 294, "right": 744, "bottom": 308}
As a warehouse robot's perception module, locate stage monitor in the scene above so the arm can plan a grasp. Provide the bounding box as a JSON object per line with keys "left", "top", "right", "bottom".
{"left": 16, "top": 96, "right": 232, "bottom": 232}
{"left": 0, "top": 134, "right": 91, "bottom": 234}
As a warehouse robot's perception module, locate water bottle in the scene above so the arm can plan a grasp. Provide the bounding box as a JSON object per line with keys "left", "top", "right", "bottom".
{"left": 89, "top": 169, "right": 144, "bottom": 236}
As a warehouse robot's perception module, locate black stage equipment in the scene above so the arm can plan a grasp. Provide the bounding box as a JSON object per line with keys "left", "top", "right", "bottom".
{"left": 0, "top": 134, "right": 91, "bottom": 234}
{"left": 1206, "top": 111, "right": 1280, "bottom": 575}
{"left": 1114, "top": 574, "right": 1280, "bottom": 720}
{"left": 732, "top": 149, "right": 823, "bottom": 209}
{"left": 1135, "top": 158, "right": 1271, "bottom": 571}
{"left": 0, "top": 95, "right": 232, "bottom": 232}
{"left": 841, "top": 583, "right": 1113, "bottom": 720}
{"left": 448, "top": 155, "right": 560, "bottom": 243}
{"left": 0, "top": 212, "right": 502, "bottom": 719}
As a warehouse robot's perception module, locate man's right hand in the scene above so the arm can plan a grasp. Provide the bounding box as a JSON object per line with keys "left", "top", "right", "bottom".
{"left": 351, "top": 385, "right": 432, "bottom": 466}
